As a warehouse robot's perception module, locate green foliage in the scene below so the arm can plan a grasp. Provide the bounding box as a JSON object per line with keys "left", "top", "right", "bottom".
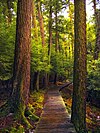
{"left": 25, "top": 109, "right": 39, "bottom": 121}
{"left": 0, "top": 0, "right": 74, "bottom": 81}
{"left": 87, "top": 22, "right": 100, "bottom": 91}
{"left": 30, "top": 90, "right": 44, "bottom": 108}
{"left": 0, "top": 0, "right": 100, "bottom": 132}
{"left": 50, "top": 47, "right": 73, "bottom": 79}
{"left": 0, "top": 0, "right": 99, "bottom": 88}
{"left": 31, "top": 38, "right": 52, "bottom": 73}
{"left": 1, "top": 124, "right": 25, "bottom": 133}
{"left": 0, "top": 1, "right": 16, "bottom": 79}
{"left": 9, "top": 125, "right": 25, "bottom": 133}
{"left": 0, "top": 23, "right": 16, "bottom": 79}
{"left": 87, "top": 22, "right": 96, "bottom": 54}
{"left": 87, "top": 58, "right": 100, "bottom": 90}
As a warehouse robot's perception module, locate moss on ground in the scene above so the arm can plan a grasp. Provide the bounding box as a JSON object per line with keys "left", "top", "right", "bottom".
{"left": 0, "top": 90, "right": 45, "bottom": 132}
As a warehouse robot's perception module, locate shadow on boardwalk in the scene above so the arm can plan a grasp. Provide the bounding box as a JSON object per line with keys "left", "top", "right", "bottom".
{"left": 35, "top": 85, "right": 76, "bottom": 133}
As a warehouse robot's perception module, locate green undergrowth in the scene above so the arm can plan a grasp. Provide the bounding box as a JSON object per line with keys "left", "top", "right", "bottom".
{"left": 30, "top": 90, "right": 45, "bottom": 110}
{"left": 0, "top": 89, "right": 45, "bottom": 133}
{"left": 1, "top": 124, "right": 25, "bottom": 133}
{"left": 61, "top": 90, "right": 100, "bottom": 133}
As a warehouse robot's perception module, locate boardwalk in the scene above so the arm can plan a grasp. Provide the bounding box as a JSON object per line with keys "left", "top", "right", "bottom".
{"left": 35, "top": 86, "right": 76, "bottom": 133}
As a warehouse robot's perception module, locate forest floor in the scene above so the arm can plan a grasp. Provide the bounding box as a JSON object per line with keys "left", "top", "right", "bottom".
{"left": 59, "top": 82, "right": 100, "bottom": 133}
{"left": 0, "top": 89, "right": 45, "bottom": 133}
{"left": 0, "top": 82, "right": 100, "bottom": 133}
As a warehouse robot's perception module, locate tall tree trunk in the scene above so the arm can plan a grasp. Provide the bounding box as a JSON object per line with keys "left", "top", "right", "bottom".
{"left": 48, "top": 2, "right": 52, "bottom": 60}
{"left": 37, "top": 1, "right": 45, "bottom": 47}
{"left": 36, "top": 71, "right": 40, "bottom": 91}
{"left": 69, "top": 1, "right": 74, "bottom": 60}
{"left": 48, "top": 1, "right": 52, "bottom": 83}
{"left": 0, "top": 0, "right": 33, "bottom": 127}
{"left": 34, "top": 71, "right": 39, "bottom": 91}
{"left": 37, "top": 1, "right": 49, "bottom": 89}
{"left": 55, "top": 5, "right": 59, "bottom": 52}
{"left": 12, "top": 0, "right": 32, "bottom": 112}
{"left": 93, "top": 0, "right": 100, "bottom": 59}
{"left": 37, "top": 1, "right": 48, "bottom": 89}
{"left": 30, "top": 72, "right": 39, "bottom": 91}
{"left": 32, "top": 0, "right": 38, "bottom": 39}
{"left": 30, "top": 73, "right": 34, "bottom": 92}
{"left": 54, "top": 1, "right": 59, "bottom": 84}
{"left": 71, "top": 0, "right": 87, "bottom": 133}
{"left": 54, "top": 73, "right": 57, "bottom": 84}
{"left": 31, "top": 0, "right": 40, "bottom": 91}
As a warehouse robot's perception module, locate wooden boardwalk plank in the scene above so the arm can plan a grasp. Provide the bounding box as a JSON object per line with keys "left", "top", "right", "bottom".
{"left": 35, "top": 87, "right": 76, "bottom": 133}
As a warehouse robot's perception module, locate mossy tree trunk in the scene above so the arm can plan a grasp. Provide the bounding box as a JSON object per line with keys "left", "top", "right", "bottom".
{"left": 37, "top": 1, "right": 48, "bottom": 89}
{"left": 37, "top": 0, "right": 45, "bottom": 47}
{"left": 30, "top": 72, "right": 40, "bottom": 92}
{"left": 4, "top": 0, "right": 32, "bottom": 126}
{"left": 54, "top": 73, "right": 57, "bottom": 85}
{"left": 30, "top": 72, "right": 39, "bottom": 92}
{"left": 32, "top": 0, "right": 38, "bottom": 39}
{"left": 71, "top": 0, "right": 87, "bottom": 133}
{"left": 48, "top": 1, "right": 52, "bottom": 60}
{"left": 31, "top": 0, "right": 40, "bottom": 92}
{"left": 68, "top": 1, "right": 74, "bottom": 60}
{"left": 54, "top": 0, "right": 59, "bottom": 84}
{"left": 55, "top": 1, "right": 59, "bottom": 53}
{"left": 48, "top": 1, "right": 52, "bottom": 84}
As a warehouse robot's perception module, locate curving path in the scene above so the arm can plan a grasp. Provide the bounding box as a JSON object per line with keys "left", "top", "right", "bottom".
{"left": 35, "top": 86, "right": 76, "bottom": 133}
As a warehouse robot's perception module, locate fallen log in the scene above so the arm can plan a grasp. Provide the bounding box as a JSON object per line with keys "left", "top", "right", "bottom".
{"left": 59, "top": 82, "right": 73, "bottom": 91}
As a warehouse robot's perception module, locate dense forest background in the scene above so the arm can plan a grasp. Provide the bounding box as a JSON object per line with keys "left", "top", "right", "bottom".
{"left": 0, "top": 0, "right": 100, "bottom": 133}
{"left": 0, "top": 0, "right": 100, "bottom": 90}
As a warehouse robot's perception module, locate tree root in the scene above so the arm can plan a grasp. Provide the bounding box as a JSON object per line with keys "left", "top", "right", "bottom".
{"left": 20, "top": 114, "right": 33, "bottom": 129}
{"left": 0, "top": 101, "right": 39, "bottom": 129}
{"left": 25, "top": 108, "right": 39, "bottom": 121}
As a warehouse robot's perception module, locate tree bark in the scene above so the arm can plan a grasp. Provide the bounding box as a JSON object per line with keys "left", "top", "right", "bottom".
{"left": 47, "top": 1, "right": 52, "bottom": 84}
{"left": 12, "top": 0, "right": 32, "bottom": 110}
{"left": 54, "top": 1, "right": 59, "bottom": 84}
{"left": 55, "top": 4, "right": 59, "bottom": 52}
{"left": 0, "top": 0, "right": 33, "bottom": 127}
{"left": 31, "top": 0, "right": 40, "bottom": 92}
{"left": 48, "top": 2, "right": 52, "bottom": 59}
{"left": 68, "top": 2, "right": 74, "bottom": 60}
{"left": 32, "top": 0, "right": 38, "bottom": 39}
{"left": 34, "top": 71, "right": 40, "bottom": 91}
{"left": 54, "top": 73, "right": 57, "bottom": 84}
{"left": 37, "top": 1, "right": 48, "bottom": 89}
{"left": 93, "top": 0, "right": 100, "bottom": 59}
{"left": 71, "top": 0, "right": 87, "bottom": 132}
{"left": 37, "top": 1, "right": 45, "bottom": 47}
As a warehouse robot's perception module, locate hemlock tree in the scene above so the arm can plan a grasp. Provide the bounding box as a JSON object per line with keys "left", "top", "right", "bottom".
{"left": 12, "top": 0, "right": 32, "bottom": 120}
{"left": 37, "top": 1, "right": 47, "bottom": 88}
{"left": 0, "top": 0, "right": 37, "bottom": 128}
{"left": 31, "top": 0, "right": 40, "bottom": 91}
{"left": 37, "top": 0, "right": 45, "bottom": 47}
{"left": 71, "top": 0, "right": 87, "bottom": 133}
{"left": 48, "top": 0, "right": 52, "bottom": 62}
